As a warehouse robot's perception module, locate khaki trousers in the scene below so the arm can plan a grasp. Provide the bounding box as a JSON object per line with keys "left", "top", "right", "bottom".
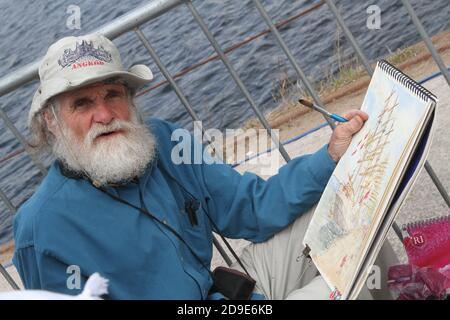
{"left": 231, "top": 204, "right": 399, "bottom": 300}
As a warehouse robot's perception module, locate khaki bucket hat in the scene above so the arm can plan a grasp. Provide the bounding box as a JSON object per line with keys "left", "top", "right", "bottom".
{"left": 29, "top": 34, "right": 153, "bottom": 125}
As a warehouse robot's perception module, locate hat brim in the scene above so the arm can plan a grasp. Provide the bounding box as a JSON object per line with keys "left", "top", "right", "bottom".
{"left": 29, "top": 64, "right": 153, "bottom": 125}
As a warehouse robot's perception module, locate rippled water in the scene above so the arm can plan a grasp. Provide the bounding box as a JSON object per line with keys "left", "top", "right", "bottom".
{"left": 0, "top": 0, "right": 449, "bottom": 244}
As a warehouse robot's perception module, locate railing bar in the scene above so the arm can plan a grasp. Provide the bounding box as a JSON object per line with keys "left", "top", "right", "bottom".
{"left": 136, "top": 1, "right": 326, "bottom": 97}
{"left": 392, "top": 222, "right": 403, "bottom": 242}
{"left": 324, "top": 0, "right": 373, "bottom": 76}
{"left": 424, "top": 161, "right": 450, "bottom": 207}
{"left": 252, "top": 0, "right": 335, "bottom": 130}
{"left": 0, "top": 263, "right": 20, "bottom": 290}
{"left": 134, "top": 27, "right": 232, "bottom": 266}
{"left": 134, "top": 27, "right": 224, "bottom": 158}
{"left": 0, "top": 188, "right": 16, "bottom": 214}
{"left": 400, "top": 0, "right": 450, "bottom": 87}
{"left": 134, "top": 29, "right": 203, "bottom": 125}
{"left": 0, "top": 0, "right": 186, "bottom": 98}
{"left": 0, "top": 107, "right": 47, "bottom": 175}
{"left": 0, "top": 148, "right": 25, "bottom": 164}
{"left": 186, "top": 1, "right": 291, "bottom": 163}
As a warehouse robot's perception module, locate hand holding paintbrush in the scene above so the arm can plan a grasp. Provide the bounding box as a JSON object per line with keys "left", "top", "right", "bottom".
{"left": 298, "top": 98, "right": 369, "bottom": 163}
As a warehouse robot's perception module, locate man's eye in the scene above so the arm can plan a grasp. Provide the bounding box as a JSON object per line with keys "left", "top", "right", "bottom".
{"left": 73, "top": 99, "right": 90, "bottom": 109}
{"left": 106, "top": 91, "right": 123, "bottom": 99}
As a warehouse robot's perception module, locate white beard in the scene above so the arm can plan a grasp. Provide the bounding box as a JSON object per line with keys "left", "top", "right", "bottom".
{"left": 52, "top": 114, "right": 156, "bottom": 186}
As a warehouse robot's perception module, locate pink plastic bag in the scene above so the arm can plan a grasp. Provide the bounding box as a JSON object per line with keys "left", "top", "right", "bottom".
{"left": 388, "top": 216, "right": 450, "bottom": 300}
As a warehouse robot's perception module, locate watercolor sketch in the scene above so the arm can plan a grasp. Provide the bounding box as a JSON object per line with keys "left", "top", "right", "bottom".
{"left": 303, "top": 63, "right": 432, "bottom": 298}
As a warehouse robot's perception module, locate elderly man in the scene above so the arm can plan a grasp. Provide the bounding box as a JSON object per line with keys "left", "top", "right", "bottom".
{"left": 13, "top": 34, "right": 394, "bottom": 300}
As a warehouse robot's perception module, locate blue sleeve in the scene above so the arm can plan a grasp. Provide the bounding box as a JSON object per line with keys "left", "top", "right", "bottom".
{"left": 201, "top": 144, "right": 336, "bottom": 243}
{"left": 151, "top": 118, "right": 336, "bottom": 243}
{"left": 13, "top": 246, "right": 86, "bottom": 295}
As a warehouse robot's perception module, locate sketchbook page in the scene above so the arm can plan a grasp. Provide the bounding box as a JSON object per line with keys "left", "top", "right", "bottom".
{"left": 348, "top": 104, "right": 436, "bottom": 300}
{"left": 303, "top": 64, "right": 433, "bottom": 299}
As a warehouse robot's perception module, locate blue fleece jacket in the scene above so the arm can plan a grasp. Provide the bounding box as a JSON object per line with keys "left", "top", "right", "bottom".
{"left": 13, "top": 118, "right": 335, "bottom": 299}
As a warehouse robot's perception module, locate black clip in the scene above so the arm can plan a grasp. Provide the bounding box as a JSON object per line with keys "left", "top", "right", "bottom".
{"left": 302, "top": 245, "right": 311, "bottom": 259}
{"left": 185, "top": 199, "right": 200, "bottom": 227}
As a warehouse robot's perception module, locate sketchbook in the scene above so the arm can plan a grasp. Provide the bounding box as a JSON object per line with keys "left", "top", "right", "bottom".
{"left": 303, "top": 60, "right": 438, "bottom": 300}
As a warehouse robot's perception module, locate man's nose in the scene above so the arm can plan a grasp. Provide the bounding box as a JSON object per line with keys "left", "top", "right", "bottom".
{"left": 92, "top": 101, "right": 114, "bottom": 124}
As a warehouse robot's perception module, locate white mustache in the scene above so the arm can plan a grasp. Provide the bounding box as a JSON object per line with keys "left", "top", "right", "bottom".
{"left": 86, "top": 120, "right": 134, "bottom": 145}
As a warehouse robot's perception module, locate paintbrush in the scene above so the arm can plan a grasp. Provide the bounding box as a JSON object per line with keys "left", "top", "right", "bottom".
{"left": 298, "top": 99, "right": 348, "bottom": 123}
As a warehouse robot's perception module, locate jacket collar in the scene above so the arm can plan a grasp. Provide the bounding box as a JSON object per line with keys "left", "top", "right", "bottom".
{"left": 56, "top": 151, "right": 159, "bottom": 188}
{"left": 56, "top": 160, "right": 139, "bottom": 188}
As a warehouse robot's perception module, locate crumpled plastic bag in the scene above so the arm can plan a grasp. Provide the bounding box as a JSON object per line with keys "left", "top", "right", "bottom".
{"left": 389, "top": 217, "right": 450, "bottom": 300}
{"left": 388, "top": 264, "right": 450, "bottom": 300}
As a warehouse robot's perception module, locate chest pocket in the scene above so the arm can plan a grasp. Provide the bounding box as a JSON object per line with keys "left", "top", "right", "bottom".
{"left": 174, "top": 197, "right": 213, "bottom": 266}
{"left": 157, "top": 164, "right": 213, "bottom": 259}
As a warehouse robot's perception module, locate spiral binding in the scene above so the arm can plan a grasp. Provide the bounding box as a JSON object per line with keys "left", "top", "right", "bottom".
{"left": 402, "top": 215, "right": 450, "bottom": 232}
{"left": 378, "top": 60, "right": 437, "bottom": 103}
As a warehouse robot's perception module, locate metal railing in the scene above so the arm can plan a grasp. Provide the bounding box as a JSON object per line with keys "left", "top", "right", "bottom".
{"left": 324, "top": 0, "right": 450, "bottom": 215}
{"left": 0, "top": 0, "right": 449, "bottom": 291}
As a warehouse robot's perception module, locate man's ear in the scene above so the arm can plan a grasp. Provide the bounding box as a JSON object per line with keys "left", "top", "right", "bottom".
{"left": 42, "top": 108, "right": 58, "bottom": 135}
